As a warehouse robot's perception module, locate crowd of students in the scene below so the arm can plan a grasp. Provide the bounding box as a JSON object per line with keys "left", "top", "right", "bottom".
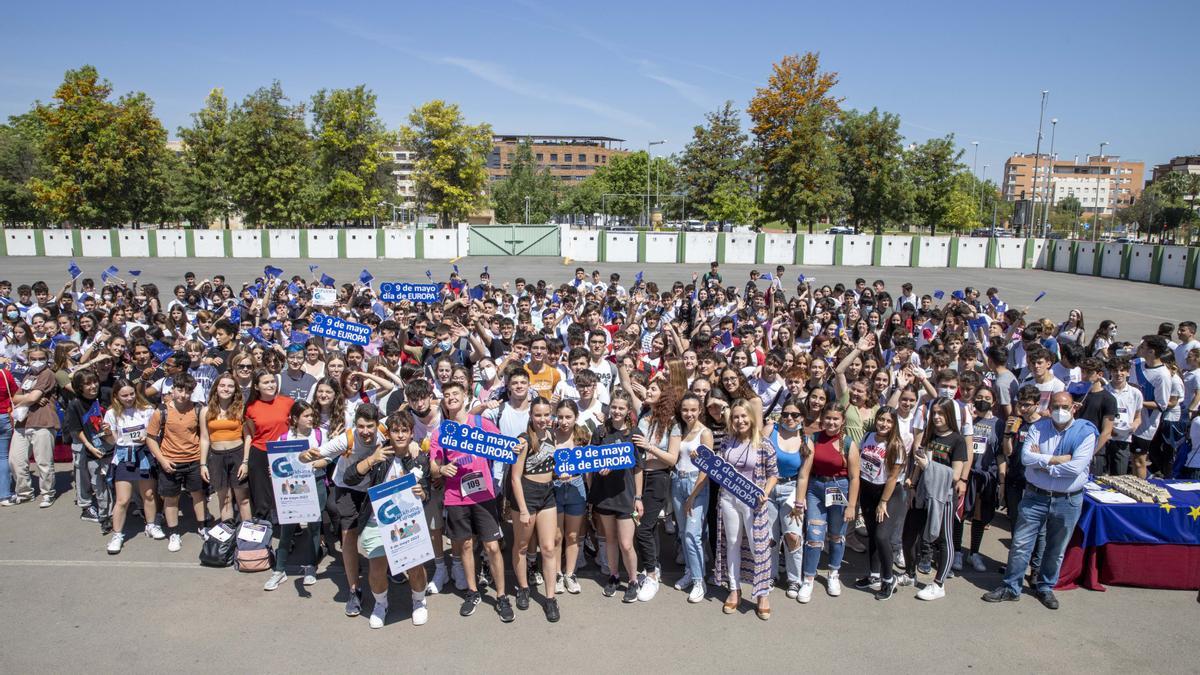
{"left": 0, "top": 261, "right": 1197, "bottom": 628}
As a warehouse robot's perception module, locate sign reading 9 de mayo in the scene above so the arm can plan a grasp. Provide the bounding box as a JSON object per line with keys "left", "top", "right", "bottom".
{"left": 307, "top": 313, "right": 370, "bottom": 346}
{"left": 379, "top": 282, "right": 440, "bottom": 303}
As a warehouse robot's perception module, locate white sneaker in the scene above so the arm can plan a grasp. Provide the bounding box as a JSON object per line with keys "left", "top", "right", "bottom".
{"left": 428, "top": 564, "right": 450, "bottom": 594}
{"left": 673, "top": 572, "right": 694, "bottom": 591}
{"left": 636, "top": 574, "right": 660, "bottom": 602}
{"left": 796, "top": 580, "right": 814, "bottom": 604}
{"left": 39, "top": 494, "right": 54, "bottom": 508}
{"left": 826, "top": 572, "right": 842, "bottom": 597}
{"left": 106, "top": 532, "right": 125, "bottom": 554}
{"left": 564, "top": 574, "right": 581, "bottom": 594}
{"left": 301, "top": 565, "right": 317, "bottom": 586}
{"left": 894, "top": 551, "right": 906, "bottom": 570}
{"left": 687, "top": 579, "right": 706, "bottom": 603}
{"left": 411, "top": 599, "right": 428, "bottom": 626}
{"left": 952, "top": 551, "right": 964, "bottom": 571}
{"left": 916, "top": 583, "right": 946, "bottom": 601}
{"left": 145, "top": 523, "right": 166, "bottom": 540}
{"left": 263, "top": 570, "right": 287, "bottom": 591}
{"left": 969, "top": 553, "right": 987, "bottom": 573}
{"left": 167, "top": 533, "right": 182, "bottom": 552}
{"left": 555, "top": 572, "right": 566, "bottom": 594}
{"left": 369, "top": 602, "right": 387, "bottom": 629}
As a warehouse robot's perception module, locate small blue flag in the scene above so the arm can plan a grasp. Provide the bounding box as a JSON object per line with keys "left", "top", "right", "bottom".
{"left": 483, "top": 265, "right": 488, "bottom": 276}
{"left": 247, "top": 327, "right": 271, "bottom": 347}
{"left": 229, "top": 308, "right": 241, "bottom": 323}
{"left": 425, "top": 270, "right": 433, "bottom": 280}
{"left": 309, "top": 264, "right": 319, "bottom": 274}
{"left": 573, "top": 278, "right": 581, "bottom": 288}
{"left": 720, "top": 330, "right": 733, "bottom": 348}
{"left": 320, "top": 273, "right": 335, "bottom": 287}
{"left": 469, "top": 285, "right": 486, "bottom": 301}
{"left": 128, "top": 270, "right": 141, "bottom": 277}
{"left": 248, "top": 285, "right": 260, "bottom": 299}
{"left": 760, "top": 273, "right": 773, "bottom": 281}
{"left": 602, "top": 305, "right": 615, "bottom": 322}
{"left": 450, "top": 278, "right": 465, "bottom": 291}
{"left": 290, "top": 331, "right": 310, "bottom": 345}
{"left": 148, "top": 341, "right": 174, "bottom": 363}
{"left": 968, "top": 316, "right": 988, "bottom": 332}
{"left": 551, "top": 292, "right": 560, "bottom": 304}
{"left": 933, "top": 290, "right": 945, "bottom": 300}
{"left": 1033, "top": 291, "right": 1047, "bottom": 303}
{"left": 68, "top": 261, "right": 82, "bottom": 279}
{"left": 269, "top": 321, "right": 282, "bottom": 331}
{"left": 359, "top": 269, "right": 374, "bottom": 285}
{"left": 452, "top": 264, "right": 459, "bottom": 275}
{"left": 287, "top": 282, "right": 300, "bottom": 295}
{"left": 635, "top": 271, "right": 644, "bottom": 285}
{"left": 798, "top": 274, "right": 806, "bottom": 283}
{"left": 264, "top": 265, "right": 284, "bottom": 279}
{"left": 104, "top": 265, "right": 118, "bottom": 278}
{"left": 951, "top": 290, "right": 964, "bottom": 300}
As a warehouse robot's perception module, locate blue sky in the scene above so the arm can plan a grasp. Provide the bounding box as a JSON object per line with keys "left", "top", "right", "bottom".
{"left": 2, "top": 0, "right": 1196, "bottom": 180}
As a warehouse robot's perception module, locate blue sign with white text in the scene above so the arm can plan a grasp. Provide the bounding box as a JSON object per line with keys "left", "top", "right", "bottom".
{"left": 308, "top": 313, "right": 371, "bottom": 346}
{"left": 379, "top": 282, "right": 441, "bottom": 303}
{"left": 692, "top": 444, "right": 764, "bottom": 508}
{"left": 438, "top": 419, "right": 519, "bottom": 465}
{"left": 554, "top": 443, "right": 636, "bottom": 475}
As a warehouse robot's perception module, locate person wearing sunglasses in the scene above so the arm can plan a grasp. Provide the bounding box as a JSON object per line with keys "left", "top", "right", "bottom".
{"left": 764, "top": 400, "right": 808, "bottom": 599}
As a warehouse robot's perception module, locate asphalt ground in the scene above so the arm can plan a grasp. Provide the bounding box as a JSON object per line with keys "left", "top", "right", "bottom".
{"left": 4, "top": 255, "right": 1197, "bottom": 339}
{"left": 0, "top": 255, "right": 1197, "bottom": 673}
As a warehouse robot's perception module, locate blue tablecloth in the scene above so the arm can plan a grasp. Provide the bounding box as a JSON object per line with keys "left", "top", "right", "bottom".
{"left": 1077, "top": 480, "right": 1200, "bottom": 547}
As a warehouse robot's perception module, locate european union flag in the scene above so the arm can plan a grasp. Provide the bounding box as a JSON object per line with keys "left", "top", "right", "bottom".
{"left": 760, "top": 273, "right": 773, "bottom": 281}
{"left": 247, "top": 285, "right": 259, "bottom": 299}
{"left": 68, "top": 261, "right": 82, "bottom": 280}
{"left": 951, "top": 290, "right": 965, "bottom": 300}
{"left": 228, "top": 308, "right": 241, "bottom": 323}
{"left": 469, "top": 285, "right": 486, "bottom": 301}
{"left": 798, "top": 274, "right": 806, "bottom": 283}
{"left": 320, "top": 273, "right": 335, "bottom": 287}
{"left": 720, "top": 330, "right": 733, "bottom": 348}
{"left": 148, "top": 341, "right": 174, "bottom": 363}
{"left": 359, "top": 269, "right": 374, "bottom": 285}
{"left": 425, "top": 270, "right": 433, "bottom": 280}
{"left": 128, "top": 270, "right": 141, "bottom": 277}
{"left": 287, "top": 282, "right": 300, "bottom": 295}
{"left": 309, "top": 264, "right": 319, "bottom": 274}
{"left": 933, "top": 290, "right": 945, "bottom": 300}
{"left": 290, "top": 331, "right": 310, "bottom": 345}
{"left": 551, "top": 292, "right": 560, "bottom": 304}
{"left": 449, "top": 278, "right": 465, "bottom": 291}
{"left": 635, "top": 271, "right": 644, "bottom": 285}
{"left": 264, "top": 265, "right": 284, "bottom": 279}
{"left": 247, "top": 327, "right": 271, "bottom": 347}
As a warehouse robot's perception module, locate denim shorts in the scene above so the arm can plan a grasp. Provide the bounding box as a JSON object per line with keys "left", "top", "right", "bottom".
{"left": 554, "top": 476, "right": 587, "bottom": 516}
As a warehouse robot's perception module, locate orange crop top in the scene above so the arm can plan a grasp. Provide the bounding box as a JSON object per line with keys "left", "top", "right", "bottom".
{"left": 208, "top": 417, "right": 244, "bottom": 443}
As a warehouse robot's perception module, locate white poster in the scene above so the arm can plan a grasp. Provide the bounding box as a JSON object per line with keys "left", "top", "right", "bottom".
{"left": 267, "top": 440, "right": 321, "bottom": 524}
{"left": 368, "top": 473, "right": 435, "bottom": 575}
{"left": 312, "top": 287, "right": 337, "bottom": 307}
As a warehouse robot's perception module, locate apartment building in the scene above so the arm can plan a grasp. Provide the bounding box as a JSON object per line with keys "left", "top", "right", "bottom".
{"left": 1002, "top": 153, "right": 1144, "bottom": 216}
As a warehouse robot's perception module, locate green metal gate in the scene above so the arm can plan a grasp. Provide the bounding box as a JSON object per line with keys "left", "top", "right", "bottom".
{"left": 469, "top": 225, "right": 561, "bottom": 256}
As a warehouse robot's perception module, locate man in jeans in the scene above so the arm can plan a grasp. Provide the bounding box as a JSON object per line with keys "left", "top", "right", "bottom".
{"left": 983, "top": 392, "right": 1097, "bottom": 610}
{"left": 5, "top": 346, "right": 58, "bottom": 508}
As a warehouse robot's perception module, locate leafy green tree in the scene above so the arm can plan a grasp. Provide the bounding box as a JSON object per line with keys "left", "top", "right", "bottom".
{"left": 310, "top": 85, "right": 397, "bottom": 225}
{"left": 834, "top": 108, "right": 908, "bottom": 233}
{"left": 29, "top": 65, "right": 169, "bottom": 227}
{"left": 559, "top": 174, "right": 604, "bottom": 225}
{"left": 226, "top": 82, "right": 313, "bottom": 227}
{"left": 708, "top": 178, "right": 761, "bottom": 225}
{"left": 679, "top": 101, "right": 752, "bottom": 222}
{"left": 747, "top": 52, "right": 843, "bottom": 233}
{"left": 591, "top": 150, "right": 650, "bottom": 223}
{"left": 490, "top": 138, "right": 559, "bottom": 223}
{"left": 399, "top": 100, "right": 492, "bottom": 228}
{"left": 0, "top": 112, "right": 48, "bottom": 225}
{"left": 177, "top": 88, "right": 233, "bottom": 227}
{"left": 905, "top": 135, "right": 963, "bottom": 235}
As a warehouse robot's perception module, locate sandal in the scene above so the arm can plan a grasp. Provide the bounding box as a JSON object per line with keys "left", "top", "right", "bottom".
{"left": 756, "top": 605, "right": 771, "bottom": 621}
{"left": 723, "top": 593, "right": 740, "bottom": 614}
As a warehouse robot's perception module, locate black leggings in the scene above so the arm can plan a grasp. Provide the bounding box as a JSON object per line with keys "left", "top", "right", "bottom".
{"left": 859, "top": 481, "right": 902, "bottom": 579}
{"left": 248, "top": 450, "right": 275, "bottom": 522}
{"left": 902, "top": 506, "right": 953, "bottom": 586}
{"left": 635, "top": 470, "right": 671, "bottom": 574}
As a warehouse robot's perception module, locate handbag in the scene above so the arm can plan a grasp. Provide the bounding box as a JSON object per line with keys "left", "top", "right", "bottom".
{"left": 2, "top": 371, "right": 26, "bottom": 422}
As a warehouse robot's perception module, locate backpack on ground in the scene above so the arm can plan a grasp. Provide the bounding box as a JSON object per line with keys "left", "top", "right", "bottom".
{"left": 234, "top": 518, "right": 275, "bottom": 572}
{"left": 198, "top": 519, "right": 239, "bottom": 568}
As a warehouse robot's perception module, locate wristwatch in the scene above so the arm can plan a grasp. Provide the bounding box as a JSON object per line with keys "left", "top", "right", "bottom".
{"left": 634, "top": 496, "right": 643, "bottom": 501}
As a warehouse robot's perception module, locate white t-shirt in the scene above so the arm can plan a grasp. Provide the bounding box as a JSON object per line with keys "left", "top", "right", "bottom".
{"left": 1019, "top": 373, "right": 1066, "bottom": 412}
{"left": 103, "top": 408, "right": 155, "bottom": 447}
{"left": 1134, "top": 360, "right": 1173, "bottom": 440}
{"left": 1106, "top": 383, "right": 1144, "bottom": 442}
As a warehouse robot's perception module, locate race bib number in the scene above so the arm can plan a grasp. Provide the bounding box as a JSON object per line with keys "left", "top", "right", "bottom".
{"left": 126, "top": 424, "right": 146, "bottom": 443}
{"left": 460, "top": 471, "right": 486, "bottom": 498}
{"left": 825, "top": 486, "right": 848, "bottom": 507}
{"left": 972, "top": 436, "right": 987, "bottom": 455}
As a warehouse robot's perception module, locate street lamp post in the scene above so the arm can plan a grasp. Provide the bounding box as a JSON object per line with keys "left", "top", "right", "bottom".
{"left": 971, "top": 141, "right": 980, "bottom": 226}
{"left": 1042, "top": 118, "right": 1058, "bottom": 237}
{"left": 1092, "top": 142, "right": 1108, "bottom": 241}
{"left": 379, "top": 201, "right": 398, "bottom": 227}
{"left": 646, "top": 140, "right": 665, "bottom": 227}
{"left": 1028, "top": 91, "right": 1049, "bottom": 237}
{"left": 524, "top": 195, "right": 530, "bottom": 225}
{"left": 980, "top": 164, "right": 989, "bottom": 233}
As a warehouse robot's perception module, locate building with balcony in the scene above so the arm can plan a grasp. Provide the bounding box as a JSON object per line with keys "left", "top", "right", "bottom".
{"left": 486, "top": 134, "right": 628, "bottom": 182}
{"left": 1002, "top": 153, "right": 1144, "bottom": 216}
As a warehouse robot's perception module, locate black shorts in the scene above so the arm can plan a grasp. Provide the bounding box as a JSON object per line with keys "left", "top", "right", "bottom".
{"left": 445, "top": 500, "right": 504, "bottom": 543}
{"left": 112, "top": 460, "right": 153, "bottom": 483}
{"left": 1131, "top": 436, "right": 1153, "bottom": 456}
{"left": 334, "top": 487, "right": 371, "bottom": 530}
{"left": 158, "top": 460, "right": 204, "bottom": 497}
{"left": 593, "top": 506, "right": 633, "bottom": 520}
{"left": 206, "top": 449, "right": 248, "bottom": 491}
{"left": 512, "top": 477, "right": 557, "bottom": 514}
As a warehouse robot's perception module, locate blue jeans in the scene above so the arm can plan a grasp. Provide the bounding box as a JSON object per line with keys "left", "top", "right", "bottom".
{"left": 554, "top": 475, "right": 587, "bottom": 517}
{"left": 767, "top": 480, "right": 804, "bottom": 583}
{"left": 0, "top": 413, "right": 11, "bottom": 500}
{"left": 670, "top": 471, "right": 708, "bottom": 582}
{"left": 802, "top": 477, "right": 849, "bottom": 579}
{"left": 1001, "top": 489, "right": 1083, "bottom": 595}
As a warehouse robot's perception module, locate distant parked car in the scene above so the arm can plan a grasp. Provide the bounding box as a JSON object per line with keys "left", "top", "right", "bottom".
{"left": 827, "top": 225, "right": 856, "bottom": 235}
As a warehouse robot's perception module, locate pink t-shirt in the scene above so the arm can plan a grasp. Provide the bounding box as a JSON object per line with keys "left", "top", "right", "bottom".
{"left": 430, "top": 415, "right": 501, "bottom": 506}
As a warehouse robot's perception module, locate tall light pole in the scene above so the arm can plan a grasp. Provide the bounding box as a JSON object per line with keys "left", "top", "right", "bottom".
{"left": 1042, "top": 118, "right": 1058, "bottom": 236}
{"left": 524, "top": 195, "right": 531, "bottom": 225}
{"left": 1092, "top": 141, "right": 1108, "bottom": 241}
{"left": 971, "top": 141, "right": 980, "bottom": 229}
{"left": 379, "top": 200, "right": 398, "bottom": 227}
{"left": 1028, "top": 91, "right": 1049, "bottom": 237}
{"left": 979, "top": 164, "right": 989, "bottom": 230}
{"left": 646, "top": 140, "right": 665, "bottom": 227}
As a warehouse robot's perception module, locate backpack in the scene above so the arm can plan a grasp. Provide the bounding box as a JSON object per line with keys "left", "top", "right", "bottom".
{"left": 234, "top": 518, "right": 275, "bottom": 572}
{"left": 198, "top": 519, "right": 238, "bottom": 568}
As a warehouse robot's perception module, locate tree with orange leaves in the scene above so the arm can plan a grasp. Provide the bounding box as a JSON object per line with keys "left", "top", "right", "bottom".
{"left": 747, "top": 52, "right": 843, "bottom": 233}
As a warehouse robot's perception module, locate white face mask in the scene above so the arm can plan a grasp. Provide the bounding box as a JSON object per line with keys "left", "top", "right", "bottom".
{"left": 1050, "top": 408, "right": 1073, "bottom": 425}
{"left": 28, "top": 360, "right": 47, "bottom": 372}
{"left": 938, "top": 386, "right": 957, "bottom": 399}
{"left": 481, "top": 366, "right": 496, "bottom": 382}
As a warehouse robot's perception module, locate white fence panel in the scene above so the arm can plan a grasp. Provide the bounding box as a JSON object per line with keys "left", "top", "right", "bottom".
{"left": 802, "top": 235, "right": 835, "bottom": 266}
{"left": 878, "top": 236, "right": 911, "bottom": 266}
{"left": 762, "top": 233, "right": 795, "bottom": 265}
{"left": 156, "top": 230, "right": 187, "bottom": 257}
{"left": 684, "top": 232, "right": 717, "bottom": 264}
{"left": 1128, "top": 245, "right": 1154, "bottom": 282}
{"left": 43, "top": 230, "right": 74, "bottom": 256}
{"left": 1160, "top": 246, "right": 1188, "bottom": 287}
{"left": 841, "top": 235, "right": 873, "bottom": 266}
{"left": 919, "top": 237, "right": 950, "bottom": 267}
{"left": 645, "top": 233, "right": 678, "bottom": 263}
{"left": 724, "top": 233, "right": 757, "bottom": 264}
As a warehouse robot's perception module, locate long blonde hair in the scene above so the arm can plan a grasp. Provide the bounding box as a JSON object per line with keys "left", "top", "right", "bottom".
{"left": 728, "top": 398, "right": 763, "bottom": 447}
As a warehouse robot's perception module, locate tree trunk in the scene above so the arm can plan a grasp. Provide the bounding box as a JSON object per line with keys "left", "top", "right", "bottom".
{"left": 930, "top": 222, "right": 937, "bottom": 237}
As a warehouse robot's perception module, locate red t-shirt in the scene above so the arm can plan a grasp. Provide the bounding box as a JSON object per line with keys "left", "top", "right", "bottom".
{"left": 810, "top": 431, "right": 849, "bottom": 478}
{"left": 0, "top": 368, "right": 16, "bottom": 414}
{"left": 245, "top": 395, "right": 294, "bottom": 451}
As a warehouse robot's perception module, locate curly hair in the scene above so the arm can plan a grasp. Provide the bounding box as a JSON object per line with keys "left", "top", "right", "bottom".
{"left": 314, "top": 375, "right": 348, "bottom": 436}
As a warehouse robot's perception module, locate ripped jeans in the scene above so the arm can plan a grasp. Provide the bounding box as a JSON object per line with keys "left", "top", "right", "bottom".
{"left": 801, "top": 476, "right": 849, "bottom": 579}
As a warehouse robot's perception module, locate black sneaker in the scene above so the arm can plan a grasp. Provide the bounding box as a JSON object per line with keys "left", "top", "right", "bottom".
{"left": 515, "top": 586, "right": 530, "bottom": 610}
{"left": 602, "top": 575, "right": 619, "bottom": 597}
{"left": 100, "top": 518, "right": 113, "bottom": 536}
{"left": 544, "top": 597, "right": 560, "bottom": 623}
{"left": 854, "top": 575, "right": 881, "bottom": 591}
{"left": 496, "top": 595, "right": 515, "bottom": 622}
{"left": 622, "top": 579, "right": 641, "bottom": 603}
{"left": 1036, "top": 590, "right": 1059, "bottom": 610}
{"left": 80, "top": 506, "right": 100, "bottom": 522}
{"left": 460, "top": 591, "right": 481, "bottom": 617}
{"left": 874, "top": 577, "right": 897, "bottom": 601}
{"left": 981, "top": 587, "right": 1021, "bottom": 603}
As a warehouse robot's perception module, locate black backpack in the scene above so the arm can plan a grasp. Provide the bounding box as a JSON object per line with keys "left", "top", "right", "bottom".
{"left": 198, "top": 519, "right": 238, "bottom": 568}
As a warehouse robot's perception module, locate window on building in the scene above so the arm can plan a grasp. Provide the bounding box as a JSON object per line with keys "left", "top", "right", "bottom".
{"left": 551, "top": 153, "right": 558, "bottom": 162}
{"left": 536, "top": 153, "right": 543, "bottom": 161}
{"left": 594, "top": 154, "right": 600, "bottom": 163}
{"left": 565, "top": 153, "right": 573, "bottom": 162}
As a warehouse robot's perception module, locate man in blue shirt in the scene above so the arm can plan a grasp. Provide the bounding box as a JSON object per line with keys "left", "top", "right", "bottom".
{"left": 982, "top": 391, "right": 1096, "bottom": 610}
